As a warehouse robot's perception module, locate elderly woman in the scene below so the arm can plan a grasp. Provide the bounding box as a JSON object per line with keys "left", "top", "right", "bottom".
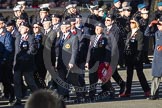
{"left": 120, "top": 18, "right": 150, "bottom": 97}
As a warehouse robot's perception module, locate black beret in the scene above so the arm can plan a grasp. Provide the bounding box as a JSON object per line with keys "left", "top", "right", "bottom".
{"left": 0, "top": 17, "right": 5, "bottom": 22}
{"left": 6, "top": 20, "right": 15, "bottom": 26}
{"left": 43, "top": 17, "right": 51, "bottom": 22}
{"left": 95, "top": 23, "right": 105, "bottom": 28}
{"left": 33, "top": 21, "right": 42, "bottom": 27}
{"left": 20, "top": 22, "right": 30, "bottom": 28}
{"left": 106, "top": 14, "right": 115, "bottom": 20}
{"left": 51, "top": 14, "right": 60, "bottom": 18}
{"left": 18, "top": 14, "right": 26, "bottom": 20}
{"left": 61, "top": 21, "right": 70, "bottom": 25}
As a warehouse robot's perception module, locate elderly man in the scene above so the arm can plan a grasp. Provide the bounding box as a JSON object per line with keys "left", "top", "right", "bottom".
{"left": 56, "top": 20, "right": 82, "bottom": 101}
{"left": 14, "top": 22, "right": 38, "bottom": 105}
{"left": 85, "top": 23, "right": 111, "bottom": 101}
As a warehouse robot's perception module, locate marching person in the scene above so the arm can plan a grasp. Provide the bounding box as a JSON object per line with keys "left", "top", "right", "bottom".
{"left": 56, "top": 20, "right": 81, "bottom": 100}
{"left": 85, "top": 23, "right": 111, "bottom": 101}
{"left": 13, "top": 22, "right": 38, "bottom": 105}
{"left": 104, "top": 14, "right": 126, "bottom": 96}
{"left": 145, "top": 16, "right": 162, "bottom": 100}
{"left": 0, "top": 17, "right": 15, "bottom": 104}
{"left": 139, "top": 10, "right": 151, "bottom": 64}
{"left": 42, "top": 17, "right": 57, "bottom": 88}
{"left": 32, "top": 21, "right": 47, "bottom": 89}
{"left": 75, "top": 15, "right": 90, "bottom": 97}
{"left": 85, "top": 5, "right": 99, "bottom": 35}
{"left": 120, "top": 18, "right": 150, "bottom": 97}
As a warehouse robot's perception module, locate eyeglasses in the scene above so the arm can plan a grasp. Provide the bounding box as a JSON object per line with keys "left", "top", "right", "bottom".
{"left": 33, "top": 26, "right": 39, "bottom": 28}
{"left": 130, "top": 22, "right": 136, "bottom": 24}
{"left": 105, "top": 19, "right": 111, "bottom": 21}
{"left": 124, "top": 9, "right": 131, "bottom": 12}
{"left": 157, "top": 23, "right": 162, "bottom": 26}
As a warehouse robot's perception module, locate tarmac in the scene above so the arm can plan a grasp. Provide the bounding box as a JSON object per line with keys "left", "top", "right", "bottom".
{"left": 0, "top": 64, "right": 162, "bottom": 108}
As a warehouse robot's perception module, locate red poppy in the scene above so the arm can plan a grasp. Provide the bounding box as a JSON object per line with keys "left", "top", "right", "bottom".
{"left": 72, "top": 31, "right": 77, "bottom": 35}
{"left": 66, "top": 35, "right": 71, "bottom": 39}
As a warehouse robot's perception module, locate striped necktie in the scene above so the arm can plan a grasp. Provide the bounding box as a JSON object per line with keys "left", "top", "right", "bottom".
{"left": 93, "top": 36, "right": 98, "bottom": 47}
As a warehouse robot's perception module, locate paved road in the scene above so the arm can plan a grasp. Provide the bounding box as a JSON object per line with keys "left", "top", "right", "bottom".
{"left": 0, "top": 64, "right": 162, "bottom": 108}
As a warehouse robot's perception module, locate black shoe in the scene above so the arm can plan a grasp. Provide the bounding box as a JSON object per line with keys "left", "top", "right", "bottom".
{"left": 119, "top": 82, "right": 126, "bottom": 94}
{"left": 147, "top": 96, "right": 159, "bottom": 100}
{"left": 109, "top": 89, "right": 115, "bottom": 99}
{"left": 13, "top": 100, "right": 22, "bottom": 106}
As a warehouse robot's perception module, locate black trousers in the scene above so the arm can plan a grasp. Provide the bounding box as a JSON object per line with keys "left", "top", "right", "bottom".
{"left": 89, "top": 71, "right": 98, "bottom": 97}
{"left": 0, "top": 61, "right": 14, "bottom": 101}
{"left": 34, "top": 65, "right": 47, "bottom": 89}
{"left": 125, "top": 60, "right": 150, "bottom": 94}
{"left": 57, "top": 67, "right": 83, "bottom": 98}
{"left": 112, "top": 69, "right": 125, "bottom": 88}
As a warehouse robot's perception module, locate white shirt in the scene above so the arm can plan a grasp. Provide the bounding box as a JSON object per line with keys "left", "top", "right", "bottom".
{"left": 63, "top": 32, "right": 70, "bottom": 40}
{"left": 131, "top": 28, "right": 138, "bottom": 37}
{"left": 21, "top": 33, "right": 28, "bottom": 38}
{"left": 45, "top": 28, "right": 51, "bottom": 35}
{"left": 53, "top": 24, "right": 59, "bottom": 30}
{"left": 0, "top": 28, "right": 3, "bottom": 35}
{"left": 107, "top": 25, "right": 112, "bottom": 32}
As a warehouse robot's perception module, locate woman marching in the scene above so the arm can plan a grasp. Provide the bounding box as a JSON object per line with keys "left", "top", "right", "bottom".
{"left": 119, "top": 17, "right": 150, "bottom": 97}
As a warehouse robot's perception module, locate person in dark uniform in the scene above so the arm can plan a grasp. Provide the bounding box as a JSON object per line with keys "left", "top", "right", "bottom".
{"left": 133, "top": 3, "right": 147, "bottom": 22}
{"left": 42, "top": 17, "right": 57, "bottom": 88}
{"left": 6, "top": 20, "right": 19, "bottom": 40}
{"left": 69, "top": 17, "right": 89, "bottom": 99}
{"left": 85, "top": 5, "right": 99, "bottom": 35}
{"left": 0, "top": 17, "right": 15, "bottom": 104}
{"left": 85, "top": 23, "right": 111, "bottom": 101}
{"left": 51, "top": 14, "right": 61, "bottom": 31}
{"left": 17, "top": 1, "right": 29, "bottom": 24}
{"left": 150, "top": 2, "right": 162, "bottom": 21}
{"left": 64, "top": 2, "right": 79, "bottom": 20}
{"left": 13, "top": 22, "right": 38, "bottom": 105}
{"left": 122, "top": 6, "right": 132, "bottom": 34}
{"left": 32, "top": 4, "right": 50, "bottom": 24}
{"left": 12, "top": 4, "right": 28, "bottom": 23}
{"left": 120, "top": 18, "right": 150, "bottom": 97}
{"left": 7, "top": 18, "right": 29, "bottom": 99}
{"left": 32, "top": 22, "right": 47, "bottom": 89}
{"left": 56, "top": 21, "right": 81, "bottom": 100}
{"left": 139, "top": 10, "right": 150, "bottom": 64}
{"left": 145, "top": 16, "right": 162, "bottom": 100}
{"left": 15, "top": 14, "right": 27, "bottom": 30}
{"left": 109, "top": 0, "right": 121, "bottom": 19}
{"left": 75, "top": 15, "right": 90, "bottom": 95}
{"left": 104, "top": 14, "right": 126, "bottom": 96}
